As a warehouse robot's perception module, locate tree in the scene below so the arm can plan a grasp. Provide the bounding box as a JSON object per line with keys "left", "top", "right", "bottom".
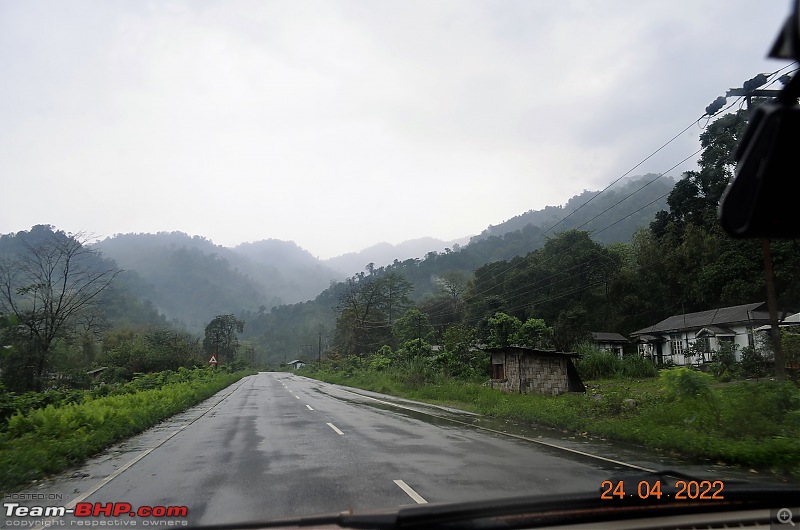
{"left": 376, "top": 272, "right": 414, "bottom": 325}
{"left": 433, "top": 270, "right": 471, "bottom": 324}
{"left": 203, "top": 314, "right": 245, "bottom": 363}
{"left": 393, "top": 308, "right": 434, "bottom": 346}
{"left": 442, "top": 324, "right": 475, "bottom": 355}
{"left": 513, "top": 318, "right": 553, "bottom": 349}
{"left": 653, "top": 110, "right": 748, "bottom": 233}
{"left": 554, "top": 303, "right": 589, "bottom": 351}
{"left": 0, "top": 226, "right": 120, "bottom": 391}
{"left": 486, "top": 312, "right": 522, "bottom": 348}
{"left": 334, "top": 273, "right": 388, "bottom": 356}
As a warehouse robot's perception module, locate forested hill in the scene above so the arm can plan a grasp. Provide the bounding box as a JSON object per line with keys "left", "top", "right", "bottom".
{"left": 471, "top": 174, "right": 674, "bottom": 245}
{"left": 86, "top": 174, "right": 674, "bottom": 345}
{"left": 237, "top": 174, "right": 680, "bottom": 363}
{"left": 323, "top": 236, "right": 471, "bottom": 276}
{"left": 93, "top": 232, "right": 339, "bottom": 331}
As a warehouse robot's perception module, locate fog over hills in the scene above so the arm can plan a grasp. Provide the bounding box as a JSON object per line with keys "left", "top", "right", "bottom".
{"left": 93, "top": 232, "right": 339, "bottom": 331}
{"left": 87, "top": 173, "right": 674, "bottom": 331}
{"left": 471, "top": 173, "right": 674, "bottom": 245}
{"left": 323, "top": 236, "right": 472, "bottom": 276}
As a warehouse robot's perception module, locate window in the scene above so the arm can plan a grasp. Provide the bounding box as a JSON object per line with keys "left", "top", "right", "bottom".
{"left": 670, "top": 334, "right": 684, "bottom": 356}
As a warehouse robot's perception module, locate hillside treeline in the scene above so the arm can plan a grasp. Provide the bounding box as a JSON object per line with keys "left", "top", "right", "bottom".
{"left": 244, "top": 109, "right": 800, "bottom": 364}
{"left": 5, "top": 109, "right": 797, "bottom": 375}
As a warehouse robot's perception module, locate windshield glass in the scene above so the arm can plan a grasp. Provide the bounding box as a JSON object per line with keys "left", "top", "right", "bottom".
{"left": 0, "top": 1, "right": 798, "bottom": 528}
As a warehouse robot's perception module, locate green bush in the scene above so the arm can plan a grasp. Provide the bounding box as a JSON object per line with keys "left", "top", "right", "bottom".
{"left": 740, "top": 346, "right": 771, "bottom": 379}
{"left": 574, "top": 344, "right": 659, "bottom": 380}
{"left": 660, "top": 367, "right": 714, "bottom": 401}
{"left": 369, "top": 352, "right": 392, "bottom": 372}
{"left": 659, "top": 367, "right": 720, "bottom": 430}
{"left": 620, "top": 354, "right": 658, "bottom": 378}
{"left": 0, "top": 367, "right": 251, "bottom": 491}
{"left": 575, "top": 345, "right": 620, "bottom": 380}
{"left": 709, "top": 342, "right": 739, "bottom": 379}
{"left": 307, "top": 366, "right": 799, "bottom": 471}
{"left": 0, "top": 387, "right": 86, "bottom": 429}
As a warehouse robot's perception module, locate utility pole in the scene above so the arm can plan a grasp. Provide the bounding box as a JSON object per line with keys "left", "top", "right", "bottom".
{"left": 710, "top": 73, "right": 790, "bottom": 380}
{"left": 762, "top": 240, "right": 786, "bottom": 381}
{"left": 725, "top": 87, "right": 783, "bottom": 109}
{"left": 318, "top": 333, "right": 322, "bottom": 366}
{"left": 418, "top": 313, "right": 422, "bottom": 352}
{"left": 731, "top": 83, "right": 788, "bottom": 382}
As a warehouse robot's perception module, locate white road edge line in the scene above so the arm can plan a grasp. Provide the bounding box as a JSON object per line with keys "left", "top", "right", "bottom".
{"left": 326, "top": 422, "right": 344, "bottom": 435}
{"left": 306, "top": 405, "right": 314, "bottom": 410}
{"left": 31, "top": 376, "right": 251, "bottom": 530}
{"left": 323, "top": 382, "right": 655, "bottom": 473}
{"left": 393, "top": 479, "right": 428, "bottom": 504}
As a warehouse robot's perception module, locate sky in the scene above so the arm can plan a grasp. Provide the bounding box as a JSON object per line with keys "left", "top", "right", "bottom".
{"left": 0, "top": 1, "right": 795, "bottom": 259}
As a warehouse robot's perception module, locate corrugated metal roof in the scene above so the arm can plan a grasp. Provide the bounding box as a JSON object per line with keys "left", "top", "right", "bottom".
{"left": 590, "top": 332, "right": 628, "bottom": 343}
{"left": 482, "top": 346, "right": 580, "bottom": 358}
{"left": 631, "top": 302, "right": 769, "bottom": 336}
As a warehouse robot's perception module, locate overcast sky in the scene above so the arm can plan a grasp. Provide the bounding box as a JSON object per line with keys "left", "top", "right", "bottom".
{"left": 0, "top": 1, "right": 794, "bottom": 259}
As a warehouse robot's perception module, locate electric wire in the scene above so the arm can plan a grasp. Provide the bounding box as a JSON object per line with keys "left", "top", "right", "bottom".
{"left": 334, "top": 67, "right": 791, "bottom": 340}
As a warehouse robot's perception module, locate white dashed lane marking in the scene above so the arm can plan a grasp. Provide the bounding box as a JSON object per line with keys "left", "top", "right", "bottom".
{"left": 393, "top": 480, "right": 427, "bottom": 504}
{"left": 326, "top": 423, "right": 344, "bottom": 435}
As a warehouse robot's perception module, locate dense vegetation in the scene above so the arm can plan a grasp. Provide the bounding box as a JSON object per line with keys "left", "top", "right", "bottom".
{"left": 0, "top": 104, "right": 797, "bottom": 493}
{"left": 248, "top": 108, "right": 800, "bottom": 368}
{"left": 93, "top": 232, "right": 339, "bottom": 331}
{"left": 0, "top": 231, "right": 255, "bottom": 488}
{"left": 6, "top": 110, "right": 796, "bottom": 368}
{"left": 471, "top": 173, "right": 674, "bottom": 245}
{"left": 273, "top": 105, "right": 800, "bottom": 471}
{"left": 300, "top": 347, "right": 799, "bottom": 473}
{"left": 0, "top": 367, "right": 252, "bottom": 492}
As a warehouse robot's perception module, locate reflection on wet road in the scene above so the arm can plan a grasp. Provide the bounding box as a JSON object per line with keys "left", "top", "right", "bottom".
{"left": 5, "top": 372, "right": 770, "bottom": 528}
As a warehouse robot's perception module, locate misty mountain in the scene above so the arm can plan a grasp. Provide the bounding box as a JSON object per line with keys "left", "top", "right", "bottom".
{"left": 231, "top": 239, "right": 341, "bottom": 296}
{"left": 323, "top": 236, "right": 472, "bottom": 276}
{"left": 472, "top": 174, "right": 675, "bottom": 245}
{"left": 239, "top": 173, "right": 679, "bottom": 363}
{"left": 0, "top": 225, "right": 168, "bottom": 332}
{"left": 93, "top": 232, "right": 339, "bottom": 331}
{"left": 324, "top": 174, "right": 675, "bottom": 277}
{"left": 87, "top": 173, "right": 673, "bottom": 341}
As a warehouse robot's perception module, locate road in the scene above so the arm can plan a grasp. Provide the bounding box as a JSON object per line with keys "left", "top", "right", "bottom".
{"left": 6, "top": 372, "right": 659, "bottom": 527}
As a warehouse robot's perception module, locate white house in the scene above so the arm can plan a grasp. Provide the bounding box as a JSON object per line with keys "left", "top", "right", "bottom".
{"left": 286, "top": 359, "right": 306, "bottom": 370}
{"left": 589, "top": 332, "right": 629, "bottom": 357}
{"left": 629, "top": 302, "right": 784, "bottom": 366}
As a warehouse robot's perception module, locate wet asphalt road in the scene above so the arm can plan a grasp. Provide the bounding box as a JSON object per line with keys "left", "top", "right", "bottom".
{"left": 8, "top": 373, "right": 630, "bottom": 527}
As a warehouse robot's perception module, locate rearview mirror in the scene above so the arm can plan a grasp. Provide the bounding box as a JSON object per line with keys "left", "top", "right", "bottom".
{"left": 718, "top": 0, "right": 800, "bottom": 238}
{"left": 718, "top": 102, "right": 800, "bottom": 238}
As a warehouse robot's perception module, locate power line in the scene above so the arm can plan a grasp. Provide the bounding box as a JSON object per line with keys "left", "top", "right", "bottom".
{"left": 348, "top": 69, "right": 789, "bottom": 335}
{"left": 444, "top": 89, "right": 760, "bottom": 312}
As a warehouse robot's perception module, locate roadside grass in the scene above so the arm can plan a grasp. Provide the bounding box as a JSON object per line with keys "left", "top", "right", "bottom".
{"left": 306, "top": 368, "right": 800, "bottom": 475}
{"left": 0, "top": 368, "right": 253, "bottom": 492}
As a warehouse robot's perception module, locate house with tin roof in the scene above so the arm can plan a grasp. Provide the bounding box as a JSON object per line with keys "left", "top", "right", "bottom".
{"left": 629, "top": 302, "right": 784, "bottom": 366}
{"left": 589, "top": 332, "right": 629, "bottom": 357}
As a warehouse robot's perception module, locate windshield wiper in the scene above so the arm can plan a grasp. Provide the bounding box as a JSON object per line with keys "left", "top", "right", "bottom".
{"left": 194, "top": 476, "right": 799, "bottom": 529}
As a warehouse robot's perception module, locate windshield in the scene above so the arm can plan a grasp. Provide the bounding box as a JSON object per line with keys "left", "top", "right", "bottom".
{"left": 0, "top": 1, "right": 798, "bottom": 528}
